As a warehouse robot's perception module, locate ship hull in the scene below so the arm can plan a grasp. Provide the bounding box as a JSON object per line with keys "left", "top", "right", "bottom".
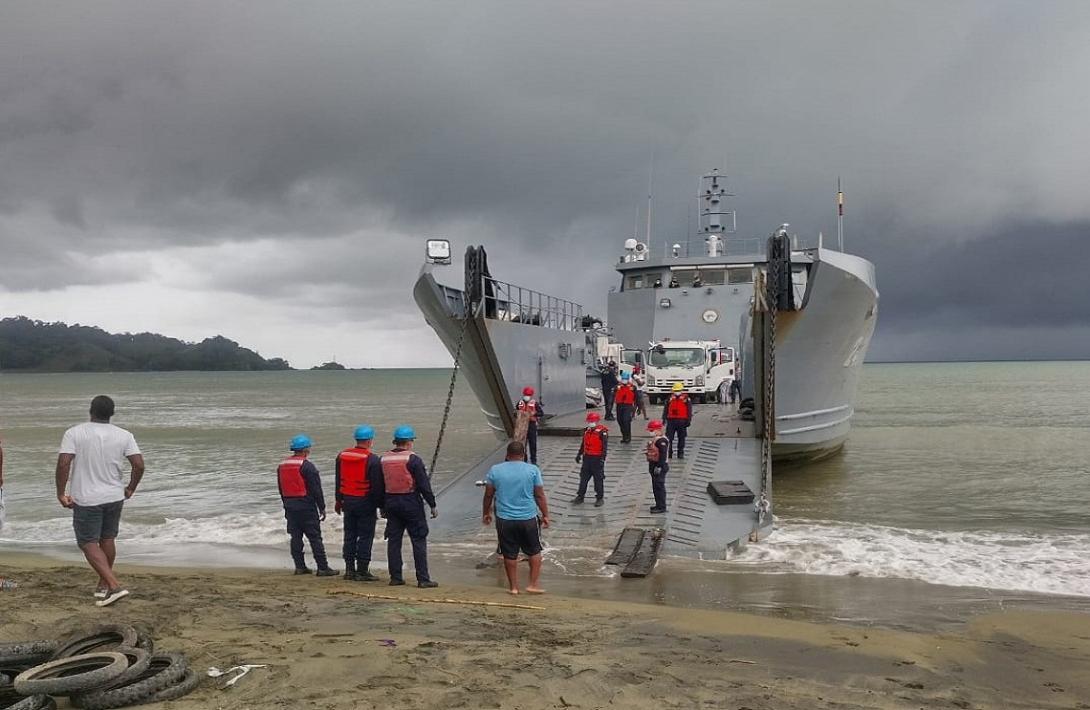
{"left": 771, "top": 248, "right": 878, "bottom": 460}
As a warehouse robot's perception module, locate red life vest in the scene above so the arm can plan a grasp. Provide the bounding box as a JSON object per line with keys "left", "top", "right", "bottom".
{"left": 646, "top": 436, "right": 667, "bottom": 463}
{"left": 337, "top": 447, "right": 372, "bottom": 497}
{"left": 278, "top": 455, "right": 308, "bottom": 498}
{"left": 582, "top": 426, "right": 606, "bottom": 456}
{"left": 615, "top": 383, "right": 636, "bottom": 406}
{"left": 381, "top": 449, "right": 416, "bottom": 495}
{"left": 666, "top": 394, "right": 689, "bottom": 420}
{"left": 516, "top": 398, "right": 539, "bottom": 423}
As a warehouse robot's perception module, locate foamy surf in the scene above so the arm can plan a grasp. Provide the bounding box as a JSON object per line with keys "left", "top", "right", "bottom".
{"left": 728, "top": 518, "right": 1090, "bottom": 598}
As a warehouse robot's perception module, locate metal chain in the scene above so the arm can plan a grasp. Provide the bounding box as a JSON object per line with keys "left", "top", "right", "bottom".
{"left": 429, "top": 306, "right": 473, "bottom": 477}
{"left": 756, "top": 258, "right": 778, "bottom": 531}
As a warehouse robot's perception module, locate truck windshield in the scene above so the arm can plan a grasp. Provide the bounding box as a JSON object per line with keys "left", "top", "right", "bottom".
{"left": 649, "top": 348, "right": 705, "bottom": 367}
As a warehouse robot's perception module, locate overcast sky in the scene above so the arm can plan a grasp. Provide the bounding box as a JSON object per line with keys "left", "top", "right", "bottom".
{"left": 2, "top": 1, "right": 1089, "bottom": 367}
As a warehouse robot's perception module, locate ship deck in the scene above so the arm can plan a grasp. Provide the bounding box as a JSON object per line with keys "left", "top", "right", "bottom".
{"left": 431, "top": 405, "right": 766, "bottom": 560}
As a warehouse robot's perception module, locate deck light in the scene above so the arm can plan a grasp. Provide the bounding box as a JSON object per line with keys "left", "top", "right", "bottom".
{"left": 425, "top": 239, "right": 452, "bottom": 265}
{"left": 659, "top": 298, "right": 671, "bottom": 309}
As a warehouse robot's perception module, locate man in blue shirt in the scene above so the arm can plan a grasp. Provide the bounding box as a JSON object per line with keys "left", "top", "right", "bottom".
{"left": 482, "top": 441, "right": 550, "bottom": 595}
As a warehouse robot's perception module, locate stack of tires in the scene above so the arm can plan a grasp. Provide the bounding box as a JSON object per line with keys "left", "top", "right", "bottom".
{"left": 0, "top": 625, "right": 199, "bottom": 709}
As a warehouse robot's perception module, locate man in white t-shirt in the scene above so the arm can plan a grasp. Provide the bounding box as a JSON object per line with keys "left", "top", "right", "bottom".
{"left": 55, "top": 395, "right": 145, "bottom": 607}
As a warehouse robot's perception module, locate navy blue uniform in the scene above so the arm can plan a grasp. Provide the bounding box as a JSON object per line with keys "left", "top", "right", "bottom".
{"left": 516, "top": 399, "right": 545, "bottom": 464}
{"left": 575, "top": 427, "right": 609, "bottom": 501}
{"left": 279, "top": 459, "right": 330, "bottom": 571}
{"left": 647, "top": 436, "right": 670, "bottom": 511}
{"left": 600, "top": 366, "right": 618, "bottom": 420}
{"left": 334, "top": 451, "right": 384, "bottom": 567}
{"left": 375, "top": 450, "right": 436, "bottom": 584}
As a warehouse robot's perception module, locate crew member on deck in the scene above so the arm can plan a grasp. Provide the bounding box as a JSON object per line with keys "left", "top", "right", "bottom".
{"left": 278, "top": 435, "right": 339, "bottom": 577}
{"left": 377, "top": 425, "right": 439, "bottom": 588}
{"left": 614, "top": 372, "right": 638, "bottom": 443}
{"left": 646, "top": 420, "right": 670, "bottom": 514}
{"left": 572, "top": 412, "right": 609, "bottom": 507}
{"left": 334, "top": 425, "right": 383, "bottom": 582}
{"left": 515, "top": 387, "right": 545, "bottom": 465}
{"left": 600, "top": 361, "right": 619, "bottom": 421}
{"left": 663, "top": 383, "right": 693, "bottom": 460}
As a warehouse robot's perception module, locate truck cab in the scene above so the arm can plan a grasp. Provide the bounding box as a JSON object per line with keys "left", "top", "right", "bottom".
{"left": 645, "top": 340, "right": 735, "bottom": 404}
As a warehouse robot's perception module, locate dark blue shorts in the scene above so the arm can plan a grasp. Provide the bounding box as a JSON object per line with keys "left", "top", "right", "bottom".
{"left": 73, "top": 500, "right": 124, "bottom": 546}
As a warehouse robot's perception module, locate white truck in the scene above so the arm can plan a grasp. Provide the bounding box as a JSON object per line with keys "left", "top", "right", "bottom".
{"left": 644, "top": 340, "right": 736, "bottom": 404}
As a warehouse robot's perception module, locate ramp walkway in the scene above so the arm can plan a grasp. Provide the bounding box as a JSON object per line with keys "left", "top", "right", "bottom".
{"left": 431, "top": 406, "right": 765, "bottom": 561}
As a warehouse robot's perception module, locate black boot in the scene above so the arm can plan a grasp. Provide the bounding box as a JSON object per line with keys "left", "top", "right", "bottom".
{"left": 293, "top": 567, "right": 312, "bottom": 575}
{"left": 570, "top": 496, "right": 585, "bottom": 505}
{"left": 355, "top": 564, "right": 379, "bottom": 582}
{"left": 594, "top": 498, "right": 604, "bottom": 507}
{"left": 344, "top": 559, "right": 357, "bottom": 581}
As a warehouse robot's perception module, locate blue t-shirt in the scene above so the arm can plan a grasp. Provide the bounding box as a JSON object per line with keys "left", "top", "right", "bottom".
{"left": 485, "top": 461, "right": 544, "bottom": 521}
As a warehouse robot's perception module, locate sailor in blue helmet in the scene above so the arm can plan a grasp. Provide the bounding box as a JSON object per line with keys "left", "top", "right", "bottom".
{"left": 277, "top": 434, "right": 339, "bottom": 577}
{"left": 334, "top": 425, "right": 384, "bottom": 582}
{"left": 377, "top": 425, "right": 439, "bottom": 588}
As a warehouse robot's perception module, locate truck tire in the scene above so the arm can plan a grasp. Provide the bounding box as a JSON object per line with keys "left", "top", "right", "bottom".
{"left": 144, "top": 668, "right": 200, "bottom": 703}
{"left": 1, "top": 695, "right": 56, "bottom": 710}
{"left": 70, "top": 652, "right": 188, "bottom": 710}
{"left": 13, "top": 652, "right": 128, "bottom": 696}
{"left": 52, "top": 626, "right": 139, "bottom": 660}
{"left": 0, "top": 642, "right": 58, "bottom": 667}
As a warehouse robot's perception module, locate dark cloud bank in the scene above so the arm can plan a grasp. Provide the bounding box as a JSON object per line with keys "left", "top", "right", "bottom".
{"left": 2, "top": 1, "right": 1089, "bottom": 364}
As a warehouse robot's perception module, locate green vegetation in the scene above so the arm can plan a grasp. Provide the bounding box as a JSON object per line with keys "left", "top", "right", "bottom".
{"left": 0, "top": 317, "right": 292, "bottom": 372}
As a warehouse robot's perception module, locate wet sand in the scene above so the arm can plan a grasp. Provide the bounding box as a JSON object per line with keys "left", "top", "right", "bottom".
{"left": 3, "top": 553, "right": 1089, "bottom": 709}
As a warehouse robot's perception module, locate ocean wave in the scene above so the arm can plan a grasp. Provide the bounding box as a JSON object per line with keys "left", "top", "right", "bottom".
{"left": 728, "top": 518, "right": 1090, "bottom": 598}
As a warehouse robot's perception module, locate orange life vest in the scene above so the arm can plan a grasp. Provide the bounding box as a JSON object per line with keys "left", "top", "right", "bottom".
{"left": 615, "top": 383, "right": 636, "bottom": 406}
{"left": 381, "top": 449, "right": 416, "bottom": 495}
{"left": 646, "top": 436, "right": 667, "bottom": 463}
{"left": 582, "top": 426, "right": 606, "bottom": 456}
{"left": 516, "top": 398, "right": 539, "bottom": 423}
{"left": 666, "top": 394, "right": 690, "bottom": 420}
{"left": 337, "top": 447, "right": 372, "bottom": 497}
{"left": 278, "top": 455, "right": 308, "bottom": 498}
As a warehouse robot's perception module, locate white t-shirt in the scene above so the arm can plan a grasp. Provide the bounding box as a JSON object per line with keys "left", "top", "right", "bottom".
{"left": 59, "top": 422, "right": 141, "bottom": 507}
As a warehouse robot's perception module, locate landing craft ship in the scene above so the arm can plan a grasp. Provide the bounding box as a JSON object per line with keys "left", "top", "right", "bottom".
{"left": 414, "top": 171, "right": 877, "bottom": 562}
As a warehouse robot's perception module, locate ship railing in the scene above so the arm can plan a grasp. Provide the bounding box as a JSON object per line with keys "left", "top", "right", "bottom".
{"left": 480, "top": 276, "right": 584, "bottom": 331}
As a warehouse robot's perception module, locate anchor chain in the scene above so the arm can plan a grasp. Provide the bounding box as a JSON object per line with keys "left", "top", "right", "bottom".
{"left": 756, "top": 247, "right": 779, "bottom": 531}
{"left": 429, "top": 303, "right": 473, "bottom": 478}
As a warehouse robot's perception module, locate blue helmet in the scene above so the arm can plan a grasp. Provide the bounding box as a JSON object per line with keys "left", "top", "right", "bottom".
{"left": 620, "top": 371, "right": 631, "bottom": 381}
{"left": 393, "top": 424, "right": 416, "bottom": 441}
{"left": 290, "top": 434, "right": 313, "bottom": 451}
{"left": 354, "top": 424, "right": 375, "bottom": 441}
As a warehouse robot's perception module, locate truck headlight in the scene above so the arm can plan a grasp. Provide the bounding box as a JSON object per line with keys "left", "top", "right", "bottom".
{"left": 696, "top": 375, "right": 704, "bottom": 387}
{"left": 647, "top": 374, "right": 655, "bottom": 385}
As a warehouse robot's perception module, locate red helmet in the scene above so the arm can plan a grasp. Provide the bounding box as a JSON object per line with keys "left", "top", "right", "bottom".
{"left": 647, "top": 419, "right": 664, "bottom": 431}
{"left": 586, "top": 412, "right": 601, "bottom": 423}
{"left": 523, "top": 386, "right": 535, "bottom": 396}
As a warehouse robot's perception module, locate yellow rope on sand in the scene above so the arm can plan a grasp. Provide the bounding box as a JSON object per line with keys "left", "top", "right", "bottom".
{"left": 327, "top": 588, "right": 546, "bottom": 610}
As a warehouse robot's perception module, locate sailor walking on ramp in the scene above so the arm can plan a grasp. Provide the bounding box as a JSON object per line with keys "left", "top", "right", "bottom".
{"left": 378, "top": 425, "right": 439, "bottom": 588}
{"left": 663, "top": 383, "right": 693, "bottom": 460}
{"left": 614, "top": 372, "right": 638, "bottom": 443}
{"left": 515, "top": 387, "right": 544, "bottom": 465}
{"left": 572, "top": 412, "right": 609, "bottom": 507}
{"left": 334, "top": 425, "right": 383, "bottom": 582}
{"left": 278, "top": 435, "right": 339, "bottom": 577}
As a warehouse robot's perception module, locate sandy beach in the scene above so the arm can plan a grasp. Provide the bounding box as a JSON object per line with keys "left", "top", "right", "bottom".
{"left": 2, "top": 553, "right": 1088, "bottom": 709}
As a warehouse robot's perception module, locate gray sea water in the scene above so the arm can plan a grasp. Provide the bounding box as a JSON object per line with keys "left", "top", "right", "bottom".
{"left": 2, "top": 363, "right": 1088, "bottom": 625}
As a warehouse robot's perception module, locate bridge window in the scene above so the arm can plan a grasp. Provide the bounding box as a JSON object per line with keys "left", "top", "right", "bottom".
{"left": 727, "top": 267, "right": 753, "bottom": 284}
{"left": 627, "top": 272, "right": 661, "bottom": 290}
{"left": 702, "top": 269, "right": 726, "bottom": 285}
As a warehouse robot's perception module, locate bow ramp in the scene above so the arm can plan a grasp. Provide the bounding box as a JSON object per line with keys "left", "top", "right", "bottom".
{"left": 430, "top": 406, "right": 767, "bottom": 565}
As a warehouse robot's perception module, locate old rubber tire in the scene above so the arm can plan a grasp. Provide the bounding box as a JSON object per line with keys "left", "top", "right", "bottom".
{"left": 93, "top": 648, "right": 150, "bottom": 693}
{"left": 71, "top": 652, "right": 188, "bottom": 710}
{"left": 143, "top": 668, "right": 200, "bottom": 703}
{"left": 52, "top": 626, "right": 139, "bottom": 660}
{"left": 13, "top": 652, "right": 128, "bottom": 696}
{"left": 0, "top": 642, "right": 58, "bottom": 667}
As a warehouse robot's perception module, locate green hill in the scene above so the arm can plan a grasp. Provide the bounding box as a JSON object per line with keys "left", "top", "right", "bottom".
{"left": 0, "top": 317, "right": 292, "bottom": 372}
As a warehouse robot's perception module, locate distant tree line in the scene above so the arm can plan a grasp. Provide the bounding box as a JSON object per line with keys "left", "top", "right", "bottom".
{"left": 0, "top": 317, "right": 292, "bottom": 372}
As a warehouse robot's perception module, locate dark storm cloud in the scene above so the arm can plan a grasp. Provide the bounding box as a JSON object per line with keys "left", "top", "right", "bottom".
{"left": 2, "top": 1, "right": 1089, "bottom": 360}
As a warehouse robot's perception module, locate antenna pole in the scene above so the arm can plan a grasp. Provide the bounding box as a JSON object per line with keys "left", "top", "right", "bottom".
{"left": 646, "top": 153, "right": 654, "bottom": 244}
{"left": 836, "top": 177, "right": 844, "bottom": 251}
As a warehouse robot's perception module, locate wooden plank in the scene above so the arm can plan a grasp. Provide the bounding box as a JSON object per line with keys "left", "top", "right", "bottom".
{"left": 605, "top": 527, "right": 645, "bottom": 565}
{"left": 621, "top": 528, "right": 664, "bottom": 578}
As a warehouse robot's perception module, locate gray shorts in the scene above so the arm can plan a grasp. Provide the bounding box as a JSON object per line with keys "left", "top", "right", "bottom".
{"left": 73, "top": 500, "right": 125, "bottom": 546}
